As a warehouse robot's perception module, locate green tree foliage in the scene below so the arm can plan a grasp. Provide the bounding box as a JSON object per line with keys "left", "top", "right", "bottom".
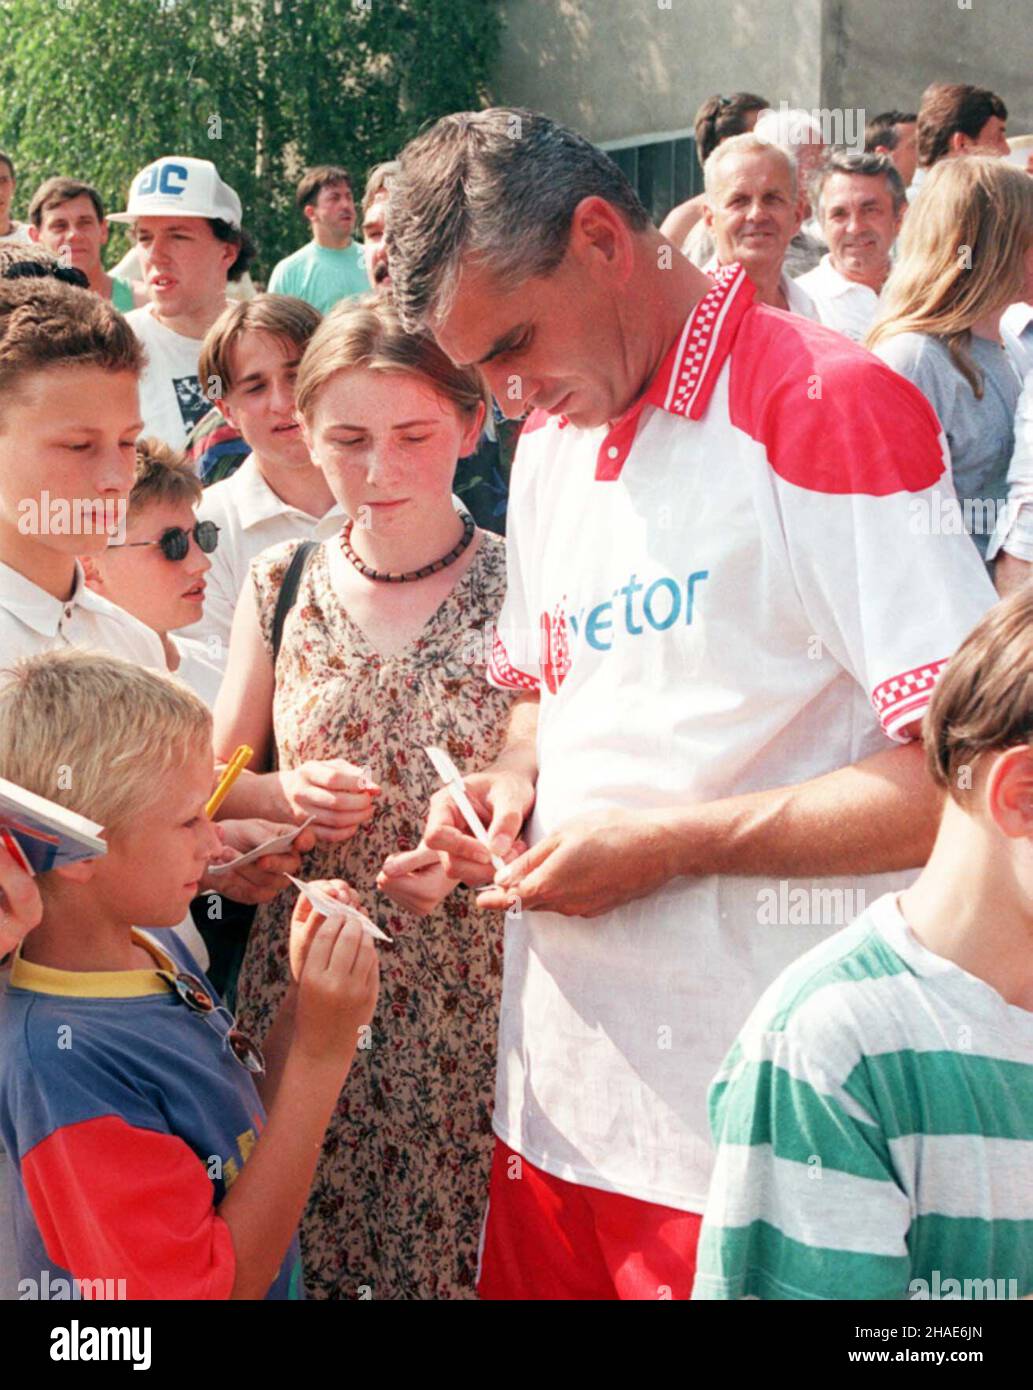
{"left": 0, "top": 0, "right": 501, "bottom": 278}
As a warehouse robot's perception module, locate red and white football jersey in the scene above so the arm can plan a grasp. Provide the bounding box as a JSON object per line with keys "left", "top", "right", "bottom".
{"left": 487, "top": 265, "right": 996, "bottom": 1212}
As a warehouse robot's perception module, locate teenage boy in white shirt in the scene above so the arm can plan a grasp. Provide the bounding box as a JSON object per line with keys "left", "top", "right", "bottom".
{"left": 179, "top": 296, "right": 345, "bottom": 666}
{"left": 388, "top": 108, "right": 996, "bottom": 1300}
{"left": 796, "top": 151, "right": 906, "bottom": 342}
{"left": 110, "top": 156, "right": 255, "bottom": 448}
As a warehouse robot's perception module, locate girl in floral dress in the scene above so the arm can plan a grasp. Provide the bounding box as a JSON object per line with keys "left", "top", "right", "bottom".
{"left": 213, "top": 299, "right": 518, "bottom": 1298}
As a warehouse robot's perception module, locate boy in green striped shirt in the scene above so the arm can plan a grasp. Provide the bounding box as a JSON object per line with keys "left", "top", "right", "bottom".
{"left": 694, "top": 589, "right": 1033, "bottom": 1300}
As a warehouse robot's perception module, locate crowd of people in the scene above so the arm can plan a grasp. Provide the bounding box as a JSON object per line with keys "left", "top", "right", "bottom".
{"left": 0, "top": 73, "right": 1032, "bottom": 1302}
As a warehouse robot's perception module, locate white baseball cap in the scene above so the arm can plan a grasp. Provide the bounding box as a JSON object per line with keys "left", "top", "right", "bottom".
{"left": 108, "top": 156, "right": 242, "bottom": 227}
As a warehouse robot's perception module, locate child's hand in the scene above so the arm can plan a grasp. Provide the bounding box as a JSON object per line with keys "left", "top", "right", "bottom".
{"left": 288, "top": 878, "right": 362, "bottom": 982}
{"left": 281, "top": 760, "right": 381, "bottom": 844}
{"left": 0, "top": 844, "right": 43, "bottom": 961}
{"left": 200, "top": 819, "right": 318, "bottom": 905}
{"left": 294, "top": 911, "right": 379, "bottom": 1072}
{"left": 376, "top": 845, "right": 457, "bottom": 916}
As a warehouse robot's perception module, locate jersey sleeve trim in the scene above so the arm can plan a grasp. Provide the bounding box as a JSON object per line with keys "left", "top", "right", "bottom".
{"left": 871, "top": 660, "right": 947, "bottom": 743}
{"left": 486, "top": 626, "right": 540, "bottom": 693}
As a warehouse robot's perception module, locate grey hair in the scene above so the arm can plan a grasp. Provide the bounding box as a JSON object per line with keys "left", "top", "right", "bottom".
{"left": 703, "top": 133, "right": 798, "bottom": 203}
{"left": 386, "top": 107, "right": 651, "bottom": 331}
{"left": 753, "top": 106, "right": 825, "bottom": 152}
{"left": 811, "top": 149, "right": 907, "bottom": 217}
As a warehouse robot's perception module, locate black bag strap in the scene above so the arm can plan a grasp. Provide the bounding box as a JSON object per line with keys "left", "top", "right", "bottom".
{"left": 271, "top": 540, "right": 318, "bottom": 666}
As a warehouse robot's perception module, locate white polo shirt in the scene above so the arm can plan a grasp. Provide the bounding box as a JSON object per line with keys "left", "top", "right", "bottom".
{"left": 794, "top": 253, "right": 882, "bottom": 342}
{"left": 704, "top": 255, "right": 818, "bottom": 321}
{"left": 179, "top": 456, "right": 345, "bottom": 664}
{"left": 0, "top": 559, "right": 165, "bottom": 676}
{"left": 487, "top": 264, "right": 996, "bottom": 1212}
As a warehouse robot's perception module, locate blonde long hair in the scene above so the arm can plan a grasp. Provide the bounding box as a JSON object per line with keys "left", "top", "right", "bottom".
{"left": 866, "top": 157, "right": 1033, "bottom": 397}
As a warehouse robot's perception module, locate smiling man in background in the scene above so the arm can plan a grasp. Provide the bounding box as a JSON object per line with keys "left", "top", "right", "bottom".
{"left": 795, "top": 151, "right": 906, "bottom": 340}
{"left": 702, "top": 134, "right": 818, "bottom": 318}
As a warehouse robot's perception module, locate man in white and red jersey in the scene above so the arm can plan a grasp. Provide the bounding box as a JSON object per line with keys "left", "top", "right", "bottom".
{"left": 387, "top": 108, "right": 996, "bottom": 1301}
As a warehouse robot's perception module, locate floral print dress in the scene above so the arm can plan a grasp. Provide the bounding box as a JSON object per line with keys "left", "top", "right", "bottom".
{"left": 236, "top": 530, "right": 517, "bottom": 1300}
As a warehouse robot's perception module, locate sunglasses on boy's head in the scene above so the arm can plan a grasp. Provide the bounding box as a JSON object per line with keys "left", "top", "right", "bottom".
{"left": 158, "top": 968, "right": 265, "bottom": 1076}
{"left": 108, "top": 520, "right": 220, "bottom": 562}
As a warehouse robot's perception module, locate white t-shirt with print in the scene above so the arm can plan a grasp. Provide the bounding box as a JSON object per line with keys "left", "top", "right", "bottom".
{"left": 125, "top": 305, "right": 214, "bottom": 450}
{"left": 486, "top": 265, "right": 997, "bottom": 1212}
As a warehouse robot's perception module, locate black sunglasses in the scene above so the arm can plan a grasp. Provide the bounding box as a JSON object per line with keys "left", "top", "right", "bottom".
{"left": 108, "top": 519, "right": 220, "bottom": 562}
{"left": 158, "top": 969, "right": 265, "bottom": 1076}
{"left": 2, "top": 260, "right": 90, "bottom": 289}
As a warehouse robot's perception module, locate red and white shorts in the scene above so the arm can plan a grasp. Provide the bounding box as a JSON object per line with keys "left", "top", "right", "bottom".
{"left": 477, "top": 1138, "right": 702, "bottom": 1300}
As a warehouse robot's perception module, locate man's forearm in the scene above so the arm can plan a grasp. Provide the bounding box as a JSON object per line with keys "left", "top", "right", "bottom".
{"left": 660, "top": 740, "right": 940, "bottom": 881}
{"left": 489, "top": 693, "right": 540, "bottom": 783}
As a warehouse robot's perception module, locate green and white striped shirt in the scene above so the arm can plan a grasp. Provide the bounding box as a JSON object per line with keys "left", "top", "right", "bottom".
{"left": 693, "top": 892, "right": 1033, "bottom": 1300}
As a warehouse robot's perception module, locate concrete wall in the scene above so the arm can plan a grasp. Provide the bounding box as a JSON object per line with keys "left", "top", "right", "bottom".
{"left": 823, "top": 0, "right": 1033, "bottom": 137}
{"left": 492, "top": 0, "right": 824, "bottom": 145}
{"left": 492, "top": 0, "right": 1032, "bottom": 145}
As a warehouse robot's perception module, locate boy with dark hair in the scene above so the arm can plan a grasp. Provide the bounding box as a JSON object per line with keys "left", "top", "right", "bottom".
{"left": 182, "top": 295, "right": 342, "bottom": 663}
{"left": 28, "top": 176, "right": 140, "bottom": 311}
{"left": 267, "top": 165, "right": 367, "bottom": 313}
{"left": 0, "top": 648, "right": 378, "bottom": 1299}
{"left": 0, "top": 275, "right": 163, "bottom": 671}
{"left": 695, "top": 588, "right": 1033, "bottom": 1300}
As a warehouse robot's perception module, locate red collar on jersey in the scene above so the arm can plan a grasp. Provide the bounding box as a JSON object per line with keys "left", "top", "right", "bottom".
{"left": 592, "top": 262, "right": 756, "bottom": 481}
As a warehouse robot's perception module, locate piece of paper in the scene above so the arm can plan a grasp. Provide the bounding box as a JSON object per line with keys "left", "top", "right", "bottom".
{"left": 424, "top": 745, "right": 506, "bottom": 873}
{"left": 206, "top": 816, "right": 315, "bottom": 876}
{"left": 286, "top": 875, "right": 392, "bottom": 943}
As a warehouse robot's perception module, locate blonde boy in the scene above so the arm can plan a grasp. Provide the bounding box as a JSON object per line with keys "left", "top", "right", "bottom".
{"left": 0, "top": 651, "right": 377, "bottom": 1299}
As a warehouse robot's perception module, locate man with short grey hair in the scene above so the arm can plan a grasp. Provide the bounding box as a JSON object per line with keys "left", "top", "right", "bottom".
{"left": 752, "top": 107, "right": 828, "bottom": 275}
{"left": 796, "top": 150, "right": 906, "bottom": 341}
{"left": 701, "top": 134, "right": 818, "bottom": 319}
{"left": 388, "top": 106, "right": 995, "bottom": 1301}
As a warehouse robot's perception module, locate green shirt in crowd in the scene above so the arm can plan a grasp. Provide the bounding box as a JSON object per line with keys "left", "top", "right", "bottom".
{"left": 694, "top": 892, "right": 1033, "bottom": 1301}
{"left": 266, "top": 239, "right": 369, "bottom": 314}
{"left": 111, "top": 276, "right": 135, "bottom": 313}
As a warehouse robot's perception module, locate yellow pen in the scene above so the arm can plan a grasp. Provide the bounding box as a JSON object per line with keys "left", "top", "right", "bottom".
{"left": 205, "top": 745, "right": 253, "bottom": 819}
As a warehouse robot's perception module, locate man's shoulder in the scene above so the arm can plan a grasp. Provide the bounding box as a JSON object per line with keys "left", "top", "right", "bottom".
{"left": 726, "top": 304, "right": 946, "bottom": 494}
{"left": 269, "top": 244, "right": 313, "bottom": 279}
{"left": 123, "top": 303, "right": 154, "bottom": 333}
{"left": 78, "top": 586, "right": 166, "bottom": 666}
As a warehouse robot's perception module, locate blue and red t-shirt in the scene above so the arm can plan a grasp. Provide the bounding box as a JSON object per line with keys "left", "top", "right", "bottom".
{"left": 0, "top": 928, "right": 303, "bottom": 1299}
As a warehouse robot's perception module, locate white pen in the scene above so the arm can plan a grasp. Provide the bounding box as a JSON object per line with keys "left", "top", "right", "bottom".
{"left": 424, "top": 745, "right": 507, "bottom": 875}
